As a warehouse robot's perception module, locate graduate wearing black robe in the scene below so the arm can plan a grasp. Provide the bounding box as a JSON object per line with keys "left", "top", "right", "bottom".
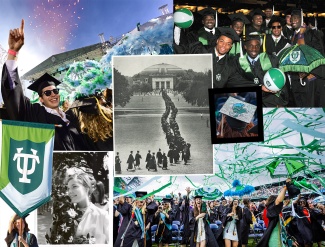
{"left": 1, "top": 64, "right": 78, "bottom": 151}
{"left": 114, "top": 201, "right": 132, "bottom": 247}
{"left": 153, "top": 208, "right": 174, "bottom": 245}
{"left": 146, "top": 200, "right": 158, "bottom": 247}
{"left": 189, "top": 206, "right": 219, "bottom": 247}
{"left": 256, "top": 201, "right": 283, "bottom": 247}
{"left": 265, "top": 34, "right": 290, "bottom": 56}
{"left": 241, "top": 205, "right": 253, "bottom": 245}
{"left": 230, "top": 53, "right": 289, "bottom": 107}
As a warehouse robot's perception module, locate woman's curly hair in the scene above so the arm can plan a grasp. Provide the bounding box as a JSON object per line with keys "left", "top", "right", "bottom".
{"left": 76, "top": 105, "right": 113, "bottom": 142}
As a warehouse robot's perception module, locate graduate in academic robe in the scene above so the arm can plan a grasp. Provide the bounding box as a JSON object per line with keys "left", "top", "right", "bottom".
{"left": 189, "top": 194, "right": 219, "bottom": 247}
{"left": 246, "top": 9, "right": 266, "bottom": 36}
{"left": 114, "top": 195, "right": 133, "bottom": 247}
{"left": 1, "top": 19, "right": 86, "bottom": 151}
{"left": 153, "top": 196, "right": 175, "bottom": 246}
{"left": 256, "top": 179, "right": 291, "bottom": 247}
{"left": 241, "top": 198, "right": 253, "bottom": 247}
{"left": 126, "top": 151, "right": 135, "bottom": 171}
{"left": 288, "top": 8, "right": 325, "bottom": 107}
{"left": 230, "top": 35, "right": 289, "bottom": 107}
{"left": 146, "top": 196, "right": 158, "bottom": 247}
{"left": 180, "top": 187, "right": 192, "bottom": 246}
{"left": 66, "top": 95, "right": 113, "bottom": 151}
{"left": 292, "top": 195, "right": 313, "bottom": 247}
{"left": 211, "top": 27, "right": 241, "bottom": 88}
{"left": 115, "top": 192, "right": 150, "bottom": 247}
{"left": 282, "top": 8, "right": 294, "bottom": 41}
{"left": 228, "top": 13, "right": 250, "bottom": 57}
{"left": 265, "top": 16, "right": 291, "bottom": 56}
{"left": 135, "top": 151, "right": 142, "bottom": 169}
{"left": 174, "top": 7, "right": 220, "bottom": 54}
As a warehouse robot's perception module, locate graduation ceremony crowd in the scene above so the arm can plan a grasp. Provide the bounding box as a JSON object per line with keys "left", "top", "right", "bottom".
{"left": 113, "top": 179, "right": 325, "bottom": 247}
{"left": 174, "top": 4, "right": 325, "bottom": 108}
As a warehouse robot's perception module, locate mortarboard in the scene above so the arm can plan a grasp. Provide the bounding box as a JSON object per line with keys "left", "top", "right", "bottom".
{"left": 291, "top": 8, "right": 302, "bottom": 17}
{"left": 264, "top": 3, "right": 273, "bottom": 10}
{"left": 268, "top": 16, "right": 285, "bottom": 28}
{"left": 220, "top": 96, "right": 257, "bottom": 130}
{"left": 193, "top": 195, "right": 203, "bottom": 199}
{"left": 28, "top": 73, "right": 61, "bottom": 96}
{"left": 69, "top": 97, "right": 98, "bottom": 113}
{"left": 135, "top": 191, "right": 147, "bottom": 199}
{"left": 249, "top": 8, "right": 266, "bottom": 18}
{"left": 245, "top": 33, "right": 263, "bottom": 43}
{"left": 228, "top": 13, "right": 250, "bottom": 25}
{"left": 283, "top": 8, "right": 293, "bottom": 16}
{"left": 217, "top": 27, "right": 240, "bottom": 42}
{"left": 162, "top": 196, "right": 173, "bottom": 203}
{"left": 198, "top": 7, "right": 216, "bottom": 18}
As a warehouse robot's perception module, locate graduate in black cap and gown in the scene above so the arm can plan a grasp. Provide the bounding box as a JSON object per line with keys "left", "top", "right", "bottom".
{"left": 1, "top": 19, "right": 80, "bottom": 150}
{"left": 265, "top": 16, "right": 291, "bottom": 56}
{"left": 287, "top": 8, "right": 325, "bottom": 107}
{"left": 230, "top": 35, "right": 289, "bottom": 107}
{"left": 211, "top": 27, "right": 241, "bottom": 88}
{"left": 282, "top": 8, "right": 294, "bottom": 40}
{"left": 174, "top": 7, "right": 220, "bottom": 54}
{"left": 189, "top": 194, "right": 218, "bottom": 247}
{"left": 292, "top": 194, "right": 313, "bottom": 247}
{"left": 246, "top": 9, "right": 266, "bottom": 36}
{"left": 145, "top": 195, "right": 158, "bottom": 247}
{"left": 66, "top": 93, "right": 113, "bottom": 151}
{"left": 116, "top": 191, "right": 150, "bottom": 247}
{"left": 114, "top": 195, "right": 133, "bottom": 247}
{"left": 228, "top": 13, "right": 250, "bottom": 57}
{"left": 153, "top": 196, "right": 175, "bottom": 246}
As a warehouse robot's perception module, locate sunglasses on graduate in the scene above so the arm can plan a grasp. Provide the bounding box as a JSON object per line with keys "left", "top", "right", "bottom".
{"left": 272, "top": 25, "right": 282, "bottom": 29}
{"left": 42, "top": 89, "right": 60, "bottom": 96}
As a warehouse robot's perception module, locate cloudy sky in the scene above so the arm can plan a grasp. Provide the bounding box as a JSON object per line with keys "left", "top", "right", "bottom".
{"left": 0, "top": 0, "right": 172, "bottom": 74}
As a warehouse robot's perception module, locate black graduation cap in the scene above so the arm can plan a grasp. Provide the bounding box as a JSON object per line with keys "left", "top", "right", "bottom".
{"left": 193, "top": 194, "right": 203, "bottom": 199}
{"left": 268, "top": 16, "right": 285, "bottom": 28}
{"left": 135, "top": 191, "right": 147, "bottom": 198}
{"left": 162, "top": 197, "right": 173, "bottom": 203}
{"left": 283, "top": 8, "right": 293, "bottom": 17}
{"left": 217, "top": 27, "right": 240, "bottom": 42}
{"left": 264, "top": 2, "right": 273, "bottom": 10}
{"left": 28, "top": 73, "right": 61, "bottom": 96}
{"left": 245, "top": 34, "right": 262, "bottom": 43}
{"left": 69, "top": 97, "right": 99, "bottom": 114}
{"left": 291, "top": 8, "right": 302, "bottom": 17}
{"left": 247, "top": 124, "right": 259, "bottom": 134}
{"left": 198, "top": 7, "right": 216, "bottom": 18}
{"left": 228, "top": 13, "right": 250, "bottom": 25}
{"left": 249, "top": 8, "right": 266, "bottom": 18}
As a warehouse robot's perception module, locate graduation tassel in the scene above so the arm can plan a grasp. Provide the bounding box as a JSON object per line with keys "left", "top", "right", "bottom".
{"left": 301, "top": 8, "right": 304, "bottom": 27}
{"left": 263, "top": 34, "right": 266, "bottom": 53}
{"left": 215, "top": 8, "right": 218, "bottom": 28}
{"left": 239, "top": 38, "right": 244, "bottom": 57}
{"left": 315, "top": 16, "right": 318, "bottom": 30}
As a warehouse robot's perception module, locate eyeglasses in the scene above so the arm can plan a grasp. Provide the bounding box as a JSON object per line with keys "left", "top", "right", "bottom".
{"left": 42, "top": 89, "right": 60, "bottom": 96}
{"left": 272, "top": 25, "right": 282, "bottom": 29}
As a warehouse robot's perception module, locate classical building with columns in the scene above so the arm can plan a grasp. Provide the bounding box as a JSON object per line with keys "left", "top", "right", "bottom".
{"left": 132, "top": 63, "right": 185, "bottom": 90}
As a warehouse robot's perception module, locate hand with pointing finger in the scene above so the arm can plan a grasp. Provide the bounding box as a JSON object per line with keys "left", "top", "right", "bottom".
{"left": 8, "top": 19, "right": 24, "bottom": 52}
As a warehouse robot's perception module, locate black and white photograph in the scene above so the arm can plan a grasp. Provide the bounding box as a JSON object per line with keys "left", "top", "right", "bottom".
{"left": 37, "top": 151, "right": 112, "bottom": 245}
{"left": 209, "top": 87, "right": 264, "bottom": 144}
{"left": 113, "top": 54, "right": 213, "bottom": 175}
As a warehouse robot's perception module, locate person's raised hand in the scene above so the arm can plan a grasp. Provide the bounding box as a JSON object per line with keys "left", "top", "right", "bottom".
{"left": 9, "top": 19, "right": 24, "bottom": 52}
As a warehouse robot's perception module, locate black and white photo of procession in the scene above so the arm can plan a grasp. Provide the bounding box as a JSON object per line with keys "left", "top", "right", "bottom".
{"left": 113, "top": 54, "right": 213, "bottom": 175}
{"left": 37, "top": 152, "right": 112, "bottom": 245}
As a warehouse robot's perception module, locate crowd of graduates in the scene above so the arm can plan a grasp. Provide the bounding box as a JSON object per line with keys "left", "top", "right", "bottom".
{"left": 113, "top": 179, "right": 325, "bottom": 247}
{"left": 174, "top": 4, "right": 325, "bottom": 107}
